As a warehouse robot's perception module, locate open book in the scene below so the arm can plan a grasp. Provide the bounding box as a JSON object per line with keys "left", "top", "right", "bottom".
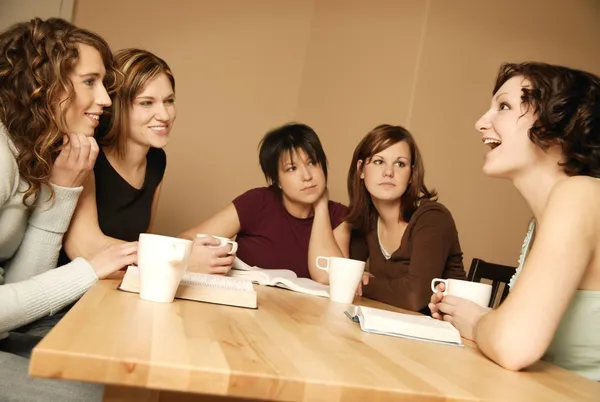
{"left": 228, "top": 258, "right": 330, "bottom": 298}
{"left": 345, "top": 305, "right": 463, "bottom": 346}
{"left": 118, "top": 265, "right": 257, "bottom": 309}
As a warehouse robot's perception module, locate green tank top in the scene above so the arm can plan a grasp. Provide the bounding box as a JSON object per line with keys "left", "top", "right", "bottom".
{"left": 510, "top": 221, "right": 600, "bottom": 381}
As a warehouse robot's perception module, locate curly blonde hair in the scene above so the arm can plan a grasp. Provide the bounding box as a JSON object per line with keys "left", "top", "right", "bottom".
{"left": 0, "top": 18, "right": 119, "bottom": 205}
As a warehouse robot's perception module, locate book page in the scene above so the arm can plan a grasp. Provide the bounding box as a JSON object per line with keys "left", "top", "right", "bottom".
{"left": 273, "top": 277, "right": 329, "bottom": 298}
{"left": 181, "top": 272, "right": 255, "bottom": 292}
{"left": 350, "top": 306, "right": 462, "bottom": 346}
{"left": 232, "top": 257, "right": 262, "bottom": 271}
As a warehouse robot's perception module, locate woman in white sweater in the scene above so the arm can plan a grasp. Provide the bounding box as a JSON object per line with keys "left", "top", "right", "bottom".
{"left": 0, "top": 18, "right": 137, "bottom": 401}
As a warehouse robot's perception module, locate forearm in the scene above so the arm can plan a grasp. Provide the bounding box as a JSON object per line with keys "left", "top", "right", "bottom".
{"left": 308, "top": 207, "right": 344, "bottom": 284}
{"left": 0, "top": 258, "right": 97, "bottom": 333}
{"left": 65, "top": 234, "right": 124, "bottom": 261}
{"left": 4, "top": 184, "right": 82, "bottom": 283}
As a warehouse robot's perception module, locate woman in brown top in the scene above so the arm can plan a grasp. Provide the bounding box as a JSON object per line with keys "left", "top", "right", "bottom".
{"left": 347, "top": 124, "right": 465, "bottom": 313}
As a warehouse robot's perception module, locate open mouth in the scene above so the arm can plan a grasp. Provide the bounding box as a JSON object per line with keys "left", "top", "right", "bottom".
{"left": 85, "top": 113, "right": 101, "bottom": 125}
{"left": 483, "top": 138, "right": 502, "bottom": 150}
{"left": 149, "top": 125, "right": 169, "bottom": 134}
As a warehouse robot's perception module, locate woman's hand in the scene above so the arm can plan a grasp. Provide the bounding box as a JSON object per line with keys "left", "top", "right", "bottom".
{"left": 431, "top": 293, "right": 491, "bottom": 340}
{"left": 50, "top": 133, "right": 99, "bottom": 188}
{"left": 313, "top": 187, "right": 330, "bottom": 213}
{"left": 356, "top": 272, "right": 372, "bottom": 296}
{"left": 187, "top": 236, "right": 235, "bottom": 275}
{"left": 88, "top": 242, "right": 138, "bottom": 279}
{"left": 429, "top": 282, "right": 446, "bottom": 319}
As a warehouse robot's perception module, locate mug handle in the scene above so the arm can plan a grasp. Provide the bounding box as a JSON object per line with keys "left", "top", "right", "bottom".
{"left": 169, "top": 243, "right": 188, "bottom": 263}
{"left": 430, "top": 278, "right": 447, "bottom": 294}
{"left": 227, "top": 241, "right": 238, "bottom": 255}
{"left": 315, "top": 256, "right": 330, "bottom": 271}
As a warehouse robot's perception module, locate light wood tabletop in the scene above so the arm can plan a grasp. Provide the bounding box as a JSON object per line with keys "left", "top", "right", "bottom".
{"left": 30, "top": 276, "right": 600, "bottom": 401}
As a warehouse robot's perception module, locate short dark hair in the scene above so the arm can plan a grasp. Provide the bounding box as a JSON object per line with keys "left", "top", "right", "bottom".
{"left": 258, "top": 123, "right": 328, "bottom": 189}
{"left": 493, "top": 62, "right": 600, "bottom": 177}
{"left": 346, "top": 124, "right": 437, "bottom": 233}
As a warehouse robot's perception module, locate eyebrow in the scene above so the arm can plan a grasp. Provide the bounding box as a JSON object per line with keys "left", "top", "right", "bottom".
{"left": 78, "top": 72, "right": 103, "bottom": 78}
{"left": 136, "top": 94, "right": 175, "bottom": 100}
{"left": 494, "top": 91, "right": 508, "bottom": 101}
{"left": 373, "top": 154, "right": 409, "bottom": 161}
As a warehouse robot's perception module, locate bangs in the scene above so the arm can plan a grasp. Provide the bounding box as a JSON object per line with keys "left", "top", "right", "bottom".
{"left": 364, "top": 137, "right": 401, "bottom": 161}
{"left": 279, "top": 136, "right": 320, "bottom": 166}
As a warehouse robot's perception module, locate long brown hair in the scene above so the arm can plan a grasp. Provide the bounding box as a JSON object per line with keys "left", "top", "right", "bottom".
{"left": 0, "top": 18, "right": 119, "bottom": 205}
{"left": 346, "top": 124, "right": 437, "bottom": 233}
{"left": 98, "top": 48, "right": 175, "bottom": 159}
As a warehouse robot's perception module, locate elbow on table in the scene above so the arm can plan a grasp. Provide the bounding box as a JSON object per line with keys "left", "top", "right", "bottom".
{"left": 485, "top": 334, "right": 544, "bottom": 372}
{"left": 494, "top": 351, "right": 540, "bottom": 372}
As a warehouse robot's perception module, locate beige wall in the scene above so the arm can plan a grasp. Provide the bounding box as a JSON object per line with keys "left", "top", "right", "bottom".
{"left": 74, "top": 0, "right": 600, "bottom": 269}
{"left": 0, "top": 0, "right": 74, "bottom": 30}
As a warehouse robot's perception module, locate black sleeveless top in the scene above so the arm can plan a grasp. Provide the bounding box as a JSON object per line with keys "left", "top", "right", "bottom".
{"left": 58, "top": 147, "right": 166, "bottom": 265}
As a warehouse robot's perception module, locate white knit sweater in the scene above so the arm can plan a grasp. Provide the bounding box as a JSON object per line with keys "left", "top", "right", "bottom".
{"left": 0, "top": 124, "right": 97, "bottom": 337}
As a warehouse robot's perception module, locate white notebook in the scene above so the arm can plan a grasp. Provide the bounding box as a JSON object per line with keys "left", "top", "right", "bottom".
{"left": 345, "top": 305, "right": 463, "bottom": 346}
{"left": 118, "top": 265, "right": 258, "bottom": 309}
{"left": 228, "top": 258, "right": 330, "bottom": 298}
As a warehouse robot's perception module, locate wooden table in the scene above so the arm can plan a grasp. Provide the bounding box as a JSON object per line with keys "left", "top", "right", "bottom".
{"left": 30, "top": 277, "right": 600, "bottom": 401}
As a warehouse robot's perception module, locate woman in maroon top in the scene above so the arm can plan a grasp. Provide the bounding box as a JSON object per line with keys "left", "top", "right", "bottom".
{"left": 347, "top": 124, "right": 465, "bottom": 312}
{"left": 180, "top": 123, "right": 349, "bottom": 284}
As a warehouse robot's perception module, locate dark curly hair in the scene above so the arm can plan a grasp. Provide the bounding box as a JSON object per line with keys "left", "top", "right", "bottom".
{"left": 346, "top": 124, "right": 437, "bottom": 233}
{"left": 0, "top": 18, "right": 119, "bottom": 205}
{"left": 494, "top": 62, "right": 600, "bottom": 177}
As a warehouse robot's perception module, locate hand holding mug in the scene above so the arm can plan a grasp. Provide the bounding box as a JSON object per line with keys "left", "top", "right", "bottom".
{"left": 432, "top": 295, "right": 490, "bottom": 340}
{"left": 187, "top": 235, "right": 236, "bottom": 275}
{"left": 356, "top": 272, "right": 373, "bottom": 296}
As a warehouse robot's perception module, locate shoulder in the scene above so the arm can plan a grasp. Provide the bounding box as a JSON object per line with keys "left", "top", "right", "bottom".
{"left": 412, "top": 199, "right": 455, "bottom": 220}
{"left": 409, "top": 200, "right": 458, "bottom": 231}
{"left": 545, "top": 176, "right": 600, "bottom": 225}
{"left": 147, "top": 147, "right": 167, "bottom": 171}
{"left": 0, "top": 125, "right": 19, "bottom": 204}
{"left": 233, "top": 186, "right": 278, "bottom": 208}
{"left": 328, "top": 199, "right": 349, "bottom": 228}
{"left": 328, "top": 200, "right": 348, "bottom": 216}
{"left": 549, "top": 175, "right": 600, "bottom": 201}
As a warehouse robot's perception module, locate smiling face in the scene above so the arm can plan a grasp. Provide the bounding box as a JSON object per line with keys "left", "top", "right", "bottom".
{"left": 60, "top": 44, "right": 112, "bottom": 136}
{"left": 277, "top": 147, "right": 326, "bottom": 206}
{"left": 475, "top": 76, "right": 549, "bottom": 179}
{"left": 360, "top": 141, "right": 412, "bottom": 202}
{"left": 127, "top": 73, "right": 176, "bottom": 149}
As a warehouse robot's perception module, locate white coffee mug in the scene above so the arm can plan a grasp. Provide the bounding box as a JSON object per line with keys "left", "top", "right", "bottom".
{"left": 316, "top": 256, "right": 365, "bottom": 304}
{"left": 431, "top": 278, "right": 492, "bottom": 308}
{"left": 138, "top": 234, "right": 193, "bottom": 303}
{"left": 196, "top": 234, "right": 238, "bottom": 255}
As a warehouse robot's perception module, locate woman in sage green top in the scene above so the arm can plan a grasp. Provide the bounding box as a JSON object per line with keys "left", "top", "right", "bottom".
{"left": 429, "top": 62, "right": 600, "bottom": 381}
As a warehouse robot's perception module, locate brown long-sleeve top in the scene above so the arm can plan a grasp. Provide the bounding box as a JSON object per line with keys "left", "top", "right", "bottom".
{"left": 350, "top": 200, "right": 466, "bottom": 312}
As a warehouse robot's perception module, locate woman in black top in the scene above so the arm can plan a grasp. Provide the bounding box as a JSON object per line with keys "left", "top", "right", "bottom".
{"left": 60, "top": 49, "right": 174, "bottom": 264}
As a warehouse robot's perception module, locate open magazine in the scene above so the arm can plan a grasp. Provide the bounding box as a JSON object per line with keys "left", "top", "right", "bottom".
{"left": 228, "top": 258, "right": 330, "bottom": 298}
